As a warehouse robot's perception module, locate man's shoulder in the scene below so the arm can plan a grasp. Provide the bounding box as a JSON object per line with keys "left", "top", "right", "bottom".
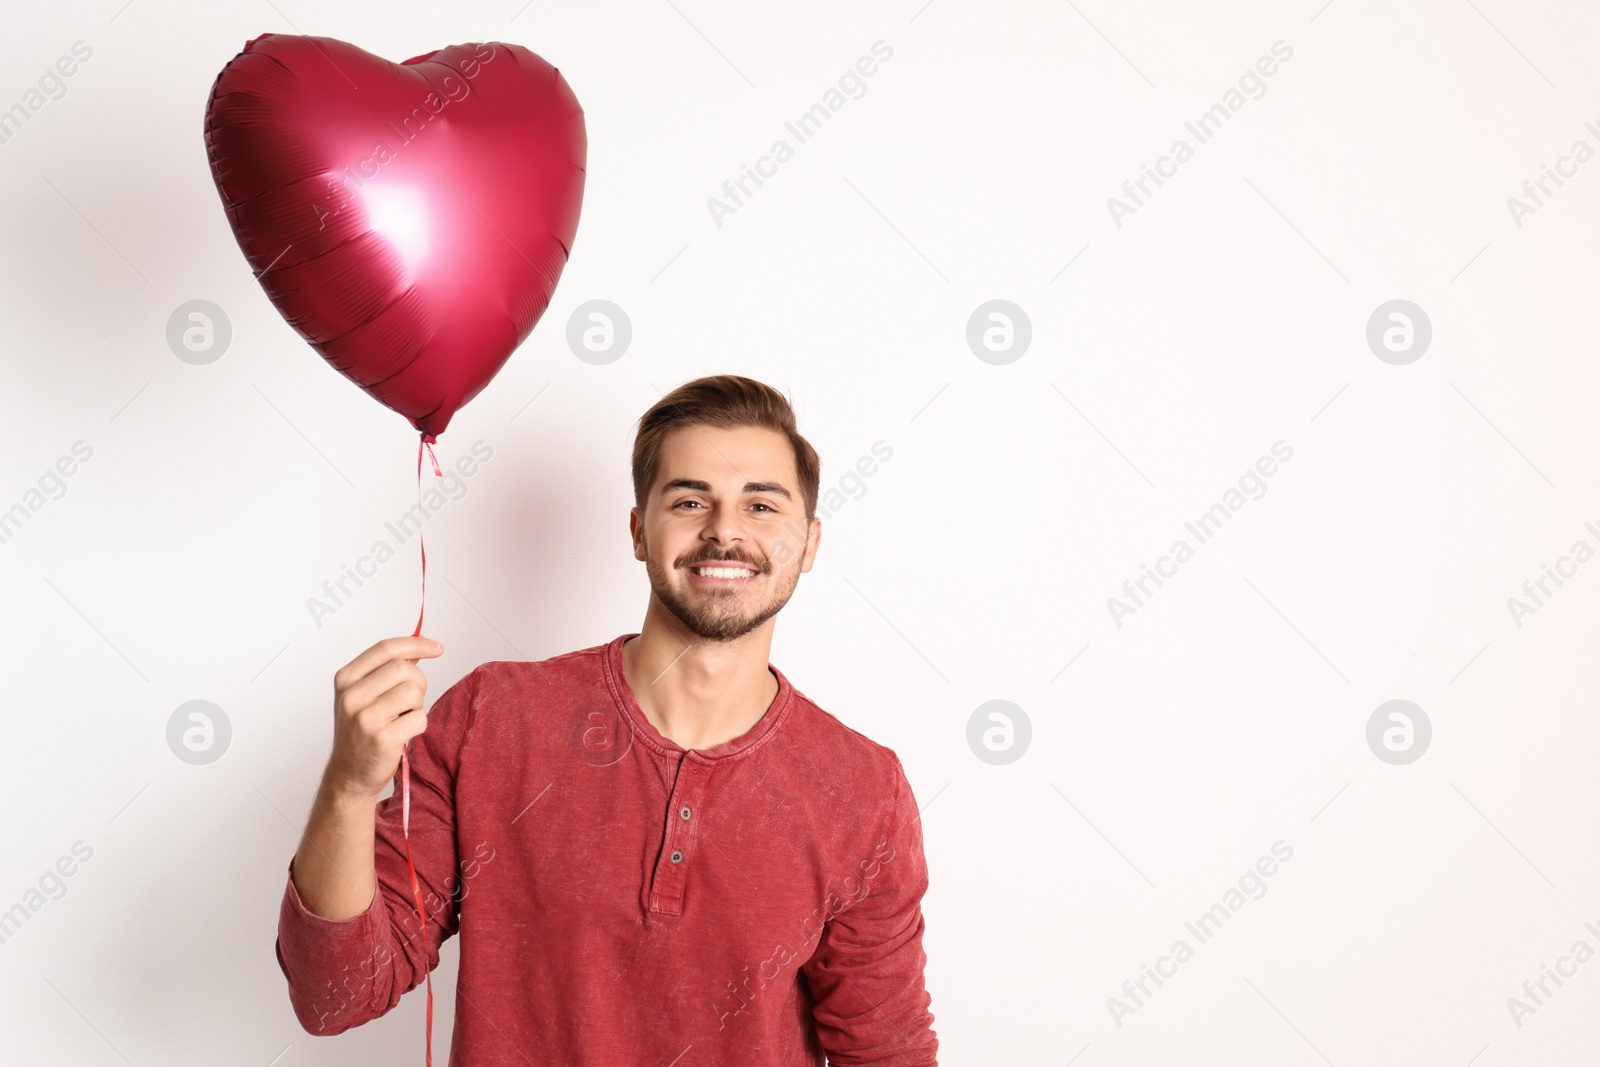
{"left": 440, "top": 641, "right": 614, "bottom": 752}
{"left": 471, "top": 638, "right": 612, "bottom": 687}
{"left": 781, "top": 682, "right": 908, "bottom": 792}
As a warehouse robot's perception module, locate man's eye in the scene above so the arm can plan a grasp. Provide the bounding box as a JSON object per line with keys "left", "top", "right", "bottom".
{"left": 675, "top": 500, "right": 702, "bottom": 509}
{"left": 750, "top": 502, "right": 774, "bottom": 512}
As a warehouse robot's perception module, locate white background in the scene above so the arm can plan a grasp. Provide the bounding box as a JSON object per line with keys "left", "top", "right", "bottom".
{"left": 3, "top": 0, "right": 1599, "bottom": 1063}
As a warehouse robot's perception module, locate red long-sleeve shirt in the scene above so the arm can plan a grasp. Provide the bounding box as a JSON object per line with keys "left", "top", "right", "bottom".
{"left": 275, "top": 633, "right": 939, "bottom": 1065}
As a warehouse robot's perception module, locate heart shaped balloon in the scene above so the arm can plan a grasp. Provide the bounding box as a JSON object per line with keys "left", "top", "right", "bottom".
{"left": 204, "top": 34, "right": 585, "bottom": 437}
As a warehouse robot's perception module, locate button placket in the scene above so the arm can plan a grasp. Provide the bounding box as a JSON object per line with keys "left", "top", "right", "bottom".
{"left": 647, "top": 758, "right": 708, "bottom": 916}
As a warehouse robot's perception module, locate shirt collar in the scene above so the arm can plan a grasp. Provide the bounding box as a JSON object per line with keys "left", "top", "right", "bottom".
{"left": 603, "top": 633, "right": 794, "bottom": 763}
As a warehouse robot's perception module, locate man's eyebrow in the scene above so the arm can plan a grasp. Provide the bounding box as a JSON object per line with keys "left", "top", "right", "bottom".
{"left": 660, "top": 478, "right": 793, "bottom": 500}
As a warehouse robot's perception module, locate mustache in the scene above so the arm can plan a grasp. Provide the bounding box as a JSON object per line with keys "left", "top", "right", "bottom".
{"left": 679, "top": 550, "right": 768, "bottom": 573}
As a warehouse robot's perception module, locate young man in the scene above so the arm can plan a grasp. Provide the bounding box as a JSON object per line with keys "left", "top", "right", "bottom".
{"left": 276, "top": 375, "right": 939, "bottom": 1065}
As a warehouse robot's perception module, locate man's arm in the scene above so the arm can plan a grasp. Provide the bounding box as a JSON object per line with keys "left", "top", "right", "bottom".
{"left": 274, "top": 636, "right": 477, "bottom": 1036}
{"left": 290, "top": 635, "right": 442, "bottom": 919}
{"left": 801, "top": 754, "right": 939, "bottom": 1066}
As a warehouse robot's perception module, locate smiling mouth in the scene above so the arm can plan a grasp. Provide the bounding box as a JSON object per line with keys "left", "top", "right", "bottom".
{"left": 686, "top": 562, "right": 760, "bottom": 584}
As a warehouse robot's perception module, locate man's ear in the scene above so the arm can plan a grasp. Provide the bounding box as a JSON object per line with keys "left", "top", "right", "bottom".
{"left": 799, "top": 516, "right": 821, "bottom": 573}
{"left": 630, "top": 506, "right": 647, "bottom": 562}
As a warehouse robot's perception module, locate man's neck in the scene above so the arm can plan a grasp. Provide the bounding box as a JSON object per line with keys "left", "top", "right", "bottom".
{"left": 621, "top": 600, "right": 780, "bottom": 753}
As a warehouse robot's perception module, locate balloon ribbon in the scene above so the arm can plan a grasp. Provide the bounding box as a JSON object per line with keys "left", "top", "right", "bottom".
{"left": 403, "top": 431, "right": 441, "bottom": 1066}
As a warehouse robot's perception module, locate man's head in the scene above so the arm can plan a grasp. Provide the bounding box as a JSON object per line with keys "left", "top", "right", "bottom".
{"left": 630, "top": 376, "right": 822, "bottom": 643}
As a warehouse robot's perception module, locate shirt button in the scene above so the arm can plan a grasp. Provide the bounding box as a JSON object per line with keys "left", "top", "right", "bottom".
{"left": 670, "top": 850, "right": 684, "bottom": 863}
{"left": 679, "top": 806, "right": 692, "bottom": 820}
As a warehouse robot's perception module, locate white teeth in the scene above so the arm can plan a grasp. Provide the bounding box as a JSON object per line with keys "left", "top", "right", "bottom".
{"left": 694, "top": 566, "right": 754, "bottom": 579}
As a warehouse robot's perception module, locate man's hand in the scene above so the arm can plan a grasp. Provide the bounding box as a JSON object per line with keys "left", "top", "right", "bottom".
{"left": 326, "top": 635, "right": 444, "bottom": 802}
{"left": 290, "top": 634, "right": 443, "bottom": 920}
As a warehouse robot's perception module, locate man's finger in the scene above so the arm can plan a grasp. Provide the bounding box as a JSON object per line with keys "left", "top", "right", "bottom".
{"left": 337, "top": 635, "right": 443, "bottom": 690}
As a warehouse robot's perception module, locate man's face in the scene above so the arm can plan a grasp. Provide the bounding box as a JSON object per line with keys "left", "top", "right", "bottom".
{"left": 631, "top": 424, "right": 820, "bottom": 642}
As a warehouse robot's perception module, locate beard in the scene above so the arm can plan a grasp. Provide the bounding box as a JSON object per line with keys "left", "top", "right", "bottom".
{"left": 643, "top": 541, "right": 801, "bottom": 642}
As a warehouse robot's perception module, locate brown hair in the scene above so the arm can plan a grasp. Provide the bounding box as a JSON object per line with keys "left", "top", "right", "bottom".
{"left": 632, "top": 375, "right": 821, "bottom": 522}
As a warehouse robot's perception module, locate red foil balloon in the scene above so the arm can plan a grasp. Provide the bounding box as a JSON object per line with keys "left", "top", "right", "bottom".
{"left": 204, "top": 34, "right": 585, "bottom": 436}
